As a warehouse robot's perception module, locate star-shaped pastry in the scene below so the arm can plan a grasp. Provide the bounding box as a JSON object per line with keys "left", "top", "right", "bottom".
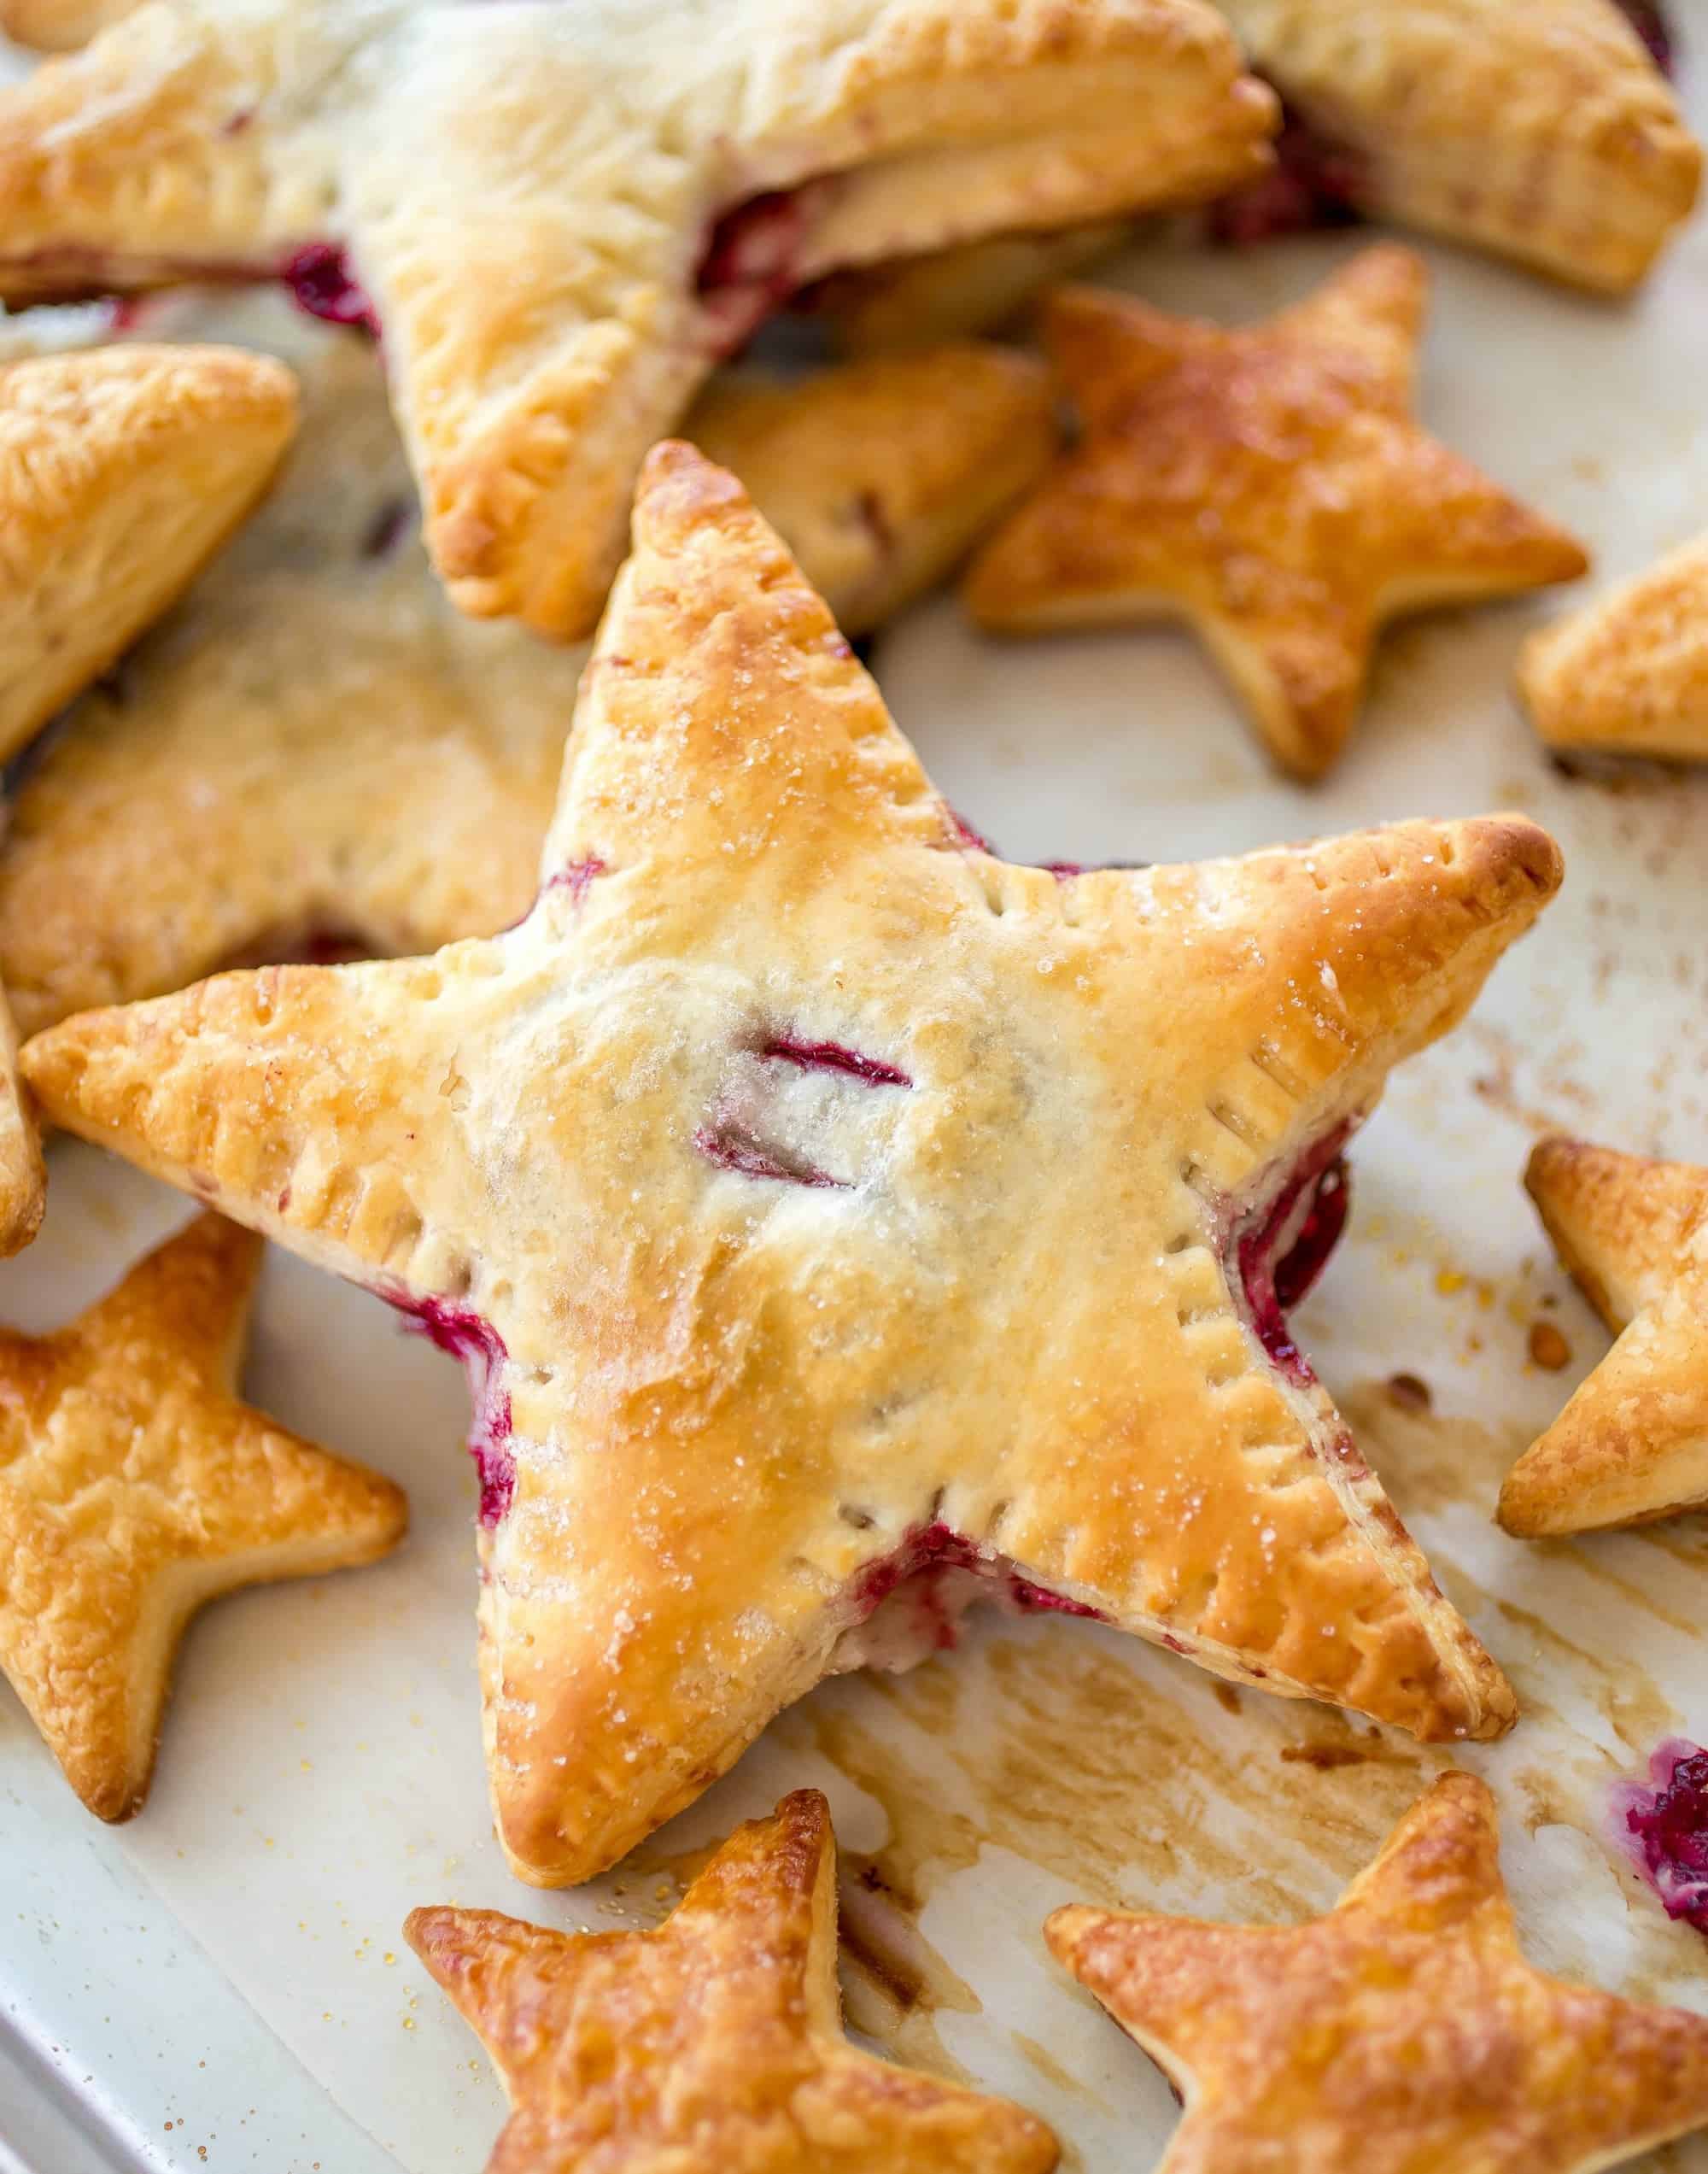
{"left": 1498, "top": 1136, "right": 1708, "bottom": 1536}
{"left": 0, "top": 308, "right": 1053, "bottom": 1035}
{"left": 963, "top": 246, "right": 1590, "bottom": 781}
{"left": 1215, "top": 0, "right": 1700, "bottom": 294}
{"left": 0, "top": 340, "right": 297, "bottom": 1255}
{"left": 407, "top": 1789, "right": 1060, "bottom": 2173}
{"left": 0, "top": 0, "right": 1272, "bottom": 638}
{"left": 1046, "top": 1770, "right": 1708, "bottom": 2174}
{"left": 0, "top": 1210, "right": 407, "bottom": 1820}
{"left": 1518, "top": 531, "right": 1708, "bottom": 764}
{"left": 22, "top": 442, "right": 1559, "bottom": 1884}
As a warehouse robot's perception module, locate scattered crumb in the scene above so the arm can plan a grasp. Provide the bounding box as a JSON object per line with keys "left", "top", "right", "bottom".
{"left": 1386, "top": 1372, "right": 1432, "bottom": 1414}
{"left": 1528, "top": 1321, "right": 1572, "bottom": 1371}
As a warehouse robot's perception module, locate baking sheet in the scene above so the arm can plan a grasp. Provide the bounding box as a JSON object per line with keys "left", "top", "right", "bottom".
{"left": 5, "top": 50, "right": 1708, "bottom": 2174}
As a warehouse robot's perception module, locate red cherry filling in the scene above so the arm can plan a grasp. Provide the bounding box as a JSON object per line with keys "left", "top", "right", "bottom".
{"left": 1612, "top": 1740, "right": 1708, "bottom": 1933}
{"left": 1616, "top": 0, "right": 1676, "bottom": 73}
{"left": 693, "top": 1126, "right": 847, "bottom": 1190}
{"left": 1233, "top": 1125, "right": 1354, "bottom": 1380}
{"left": 388, "top": 1294, "right": 515, "bottom": 1526}
{"left": 1207, "top": 97, "right": 1366, "bottom": 246}
{"left": 544, "top": 856, "right": 607, "bottom": 905}
{"left": 694, "top": 185, "right": 829, "bottom": 359}
{"left": 840, "top": 1521, "right": 1104, "bottom": 1669}
{"left": 284, "top": 243, "right": 381, "bottom": 337}
{"left": 760, "top": 1037, "right": 910, "bottom": 1090}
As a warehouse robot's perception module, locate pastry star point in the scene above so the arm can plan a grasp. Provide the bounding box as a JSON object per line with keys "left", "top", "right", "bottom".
{"left": 0, "top": 1210, "right": 407, "bottom": 1820}
{"left": 1047, "top": 1770, "right": 1708, "bottom": 2174}
{"left": 22, "top": 444, "right": 1562, "bottom": 1885}
{"left": 1499, "top": 1135, "right": 1708, "bottom": 1535}
{"left": 964, "top": 245, "right": 1589, "bottom": 780}
{"left": 407, "top": 1788, "right": 1061, "bottom": 2173}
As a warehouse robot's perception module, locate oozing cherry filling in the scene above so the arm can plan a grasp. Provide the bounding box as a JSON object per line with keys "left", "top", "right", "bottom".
{"left": 1233, "top": 1125, "right": 1354, "bottom": 1379}
{"left": 284, "top": 243, "right": 381, "bottom": 337}
{"left": 1612, "top": 1740, "right": 1708, "bottom": 1933}
{"left": 693, "top": 1127, "right": 847, "bottom": 1190}
{"left": 694, "top": 185, "right": 828, "bottom": 359}
{"left": 761, "top": 1037, "right": 910, "bottom": 1089}
{"left": 387, "top": 1294, "right": 515, "bottom": 1526}
{"left": 838, "top": 1521, "right": 1104, "bottom": 1671}
{"left": 1208, "top": 97, "right": 1366, "bottom": 245}
{"left": 544, "top": 856, "right": 607, "bottom": 905}
{"left": 1616, "top": 0, "right": 1676, "bottom": 73}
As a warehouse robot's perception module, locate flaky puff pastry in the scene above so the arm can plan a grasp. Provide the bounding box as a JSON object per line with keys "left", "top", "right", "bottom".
{"left": 1219, "top": 0, "right": 1700, "bottom": 295}
{"left": 407, "top": 1790, "right": 1060, "bottom": 2174}
{"left": 1518, "top": 531, "right": 1708, "bottom": 763}
{"left": 1500, "top": 1138, "right": 1708, "bottom": 1536}
{"left": 0, "top": 0, "right": 135, "bottom": 46}
{"left": 21, "top": 444, "right": 1559, "bottom": 1884}
{"left": 0, "top": 1212, "right": 406, "bottom": 1820}
{"left": 814, "top": 224, "right": 1131, "bottom": 355}
{"left": 0, "top": 304, "right": 1053, "bottom": 1037}
{"left": 0, "top": 0, "right": 1272, "bottom": 639}
{"left": 964, "top": 249, "right": 1589, "bottom": 781}
{"left": 1047, "top": 1771, "right": 1708, "bottom": 2174}
{"left": 0, "top": 342, "right": 296, "bottom": 1257}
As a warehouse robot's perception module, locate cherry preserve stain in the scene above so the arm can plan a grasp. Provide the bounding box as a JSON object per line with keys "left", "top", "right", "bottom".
{"left": 389, "top": 1294, "right": 515, "bottom": 1525}
{"left": 360, "top": 498, "right": 414, "bottom": 559}
{"left": 284, "top": 243, "right": 381, "bottom": 336}
{"left": 545, "top": 856, "right": 607, "bottom": 905}
{"left": 760, "top": 1037, "right": 910, "bottom": 1089}
{"left": 1612, "top": 1739, "right": 1708, "bottom": 1932}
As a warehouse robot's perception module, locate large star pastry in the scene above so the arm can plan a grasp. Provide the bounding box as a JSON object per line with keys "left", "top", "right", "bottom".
{"left": 0, "top": 339, "right": 297, "bottom": 1255}
{"left": 1046, "top": 1771, "right": 1708, "bottom": 2173}
{"left": 406, "top": 1789, "right": 1061, "bottom": 2173}
{"left": 0, "top": 305, "right": 1053, "bottom": 1034}
{"left": 963, "top": 246, "right": 1590, "bottom": 781}
{"left": 0, "top": 1210, "right": 407, "bottom": 1821}
{"left": 0, "top": 0, "right": 1272, "bottom": 638}
{"left": 22, "top": 442, "right": 1560, "bottom": 1885}
{"left": 1499, "top": 1136, "right": 1708, "bottom": 1536}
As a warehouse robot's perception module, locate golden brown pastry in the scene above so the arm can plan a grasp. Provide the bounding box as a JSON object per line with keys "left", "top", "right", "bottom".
{"left": 0, "top": 310, "right": 1053, "bottom": 1037}
{"left": 1518, "top": 532, "right": 1708, "bottom": 762}
{"left": 21, "top": 443, "right": 1559, "bottom": 1885}
{"left": 0, "top": 0, "right": 1273, "bottom": 638}
{"left": 813, "top": 224, "right": 1132, "bottom": 355}
{"left": 0, "top": 344, "right": 296, "bottom": 765}
{"left": 964, "top": 249, "right": 1589, "bottom": 780}
{"left": 0, "top": 1211, "right": 407, "bottom": 1820}
{"left": 0, "top": 0, "right": 137, "bottom": 47}
{"left": 1500, "top": 1137, "right": 1708, "bottom": 1535}
{"left": 0, "top": 341, "right": 297, "bottom": 1256}
{"left": 1218, "top": 0, "right": 1700, "bottom": 294}
{"left": 407, "top": 1790, "right": 1060, "bottom": 2173}
{"left": 1048, "top": 1771, "right": 1708, "bottom": 2172}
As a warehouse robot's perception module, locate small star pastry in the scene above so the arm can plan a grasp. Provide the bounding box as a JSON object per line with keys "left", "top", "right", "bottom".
{"left": 1518, "top": 532, "right": 1708, "bottom": 764}
{"left": 0, "top": 311, "right": 1053, "bottom": 1034}
{"left": 1499, "top": 1136, "right": 1708, "bottom": 1536}
{"left": 23, "top": 442, "right": 1559, "bottom": 1883}
{"left": 1215, "top": 0, "right": 1700, "bottom": 294}
{"left": 1046, "top": 1770, "right": 1708, "bottom": 2174}
{"left": 0, "top": 0, "right": 1272, "bottom": 639}
{"left": 0, "top": 340, "right": 297, "bottom": 1256}
{"left": 965, "top": 247, "right": 1588, "bottom": 781}
{"left": 406, "top": 1789, "right": 1060, "bottom": 2173}
{"left": 0, "top": 1211, "right": 407, "bottom": 1821}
